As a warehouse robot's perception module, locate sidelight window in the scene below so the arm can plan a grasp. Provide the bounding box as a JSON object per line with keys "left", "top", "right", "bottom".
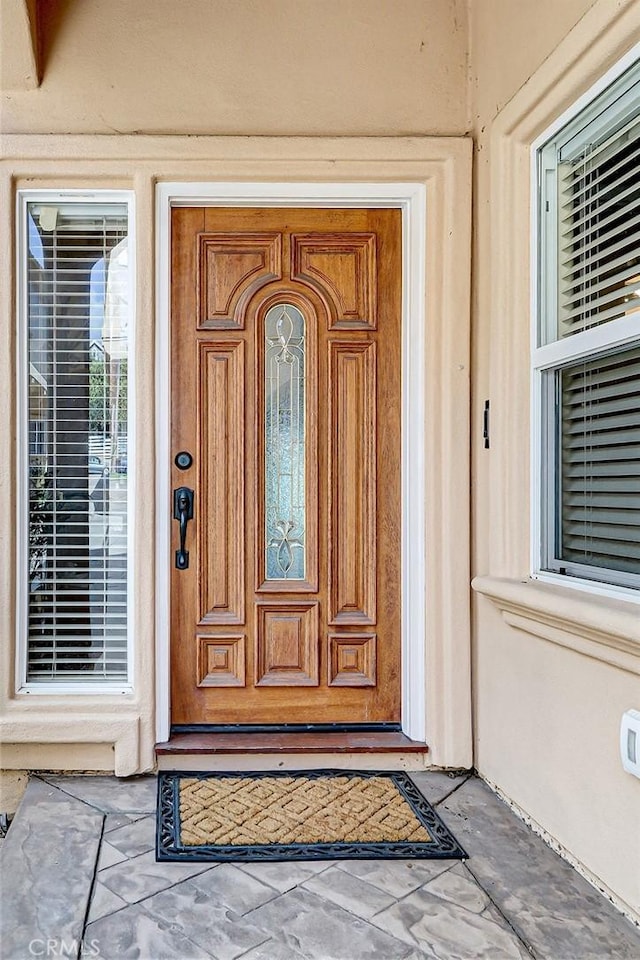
{"left": 18, "top": 192, "right": 134, "bottom": 688}
{"left": 535, "top": 61, "right": 640, "bottom": 592}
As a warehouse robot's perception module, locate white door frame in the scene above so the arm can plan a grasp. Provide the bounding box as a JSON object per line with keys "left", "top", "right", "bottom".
{"left": 155, "top": 181, "right": 427, "bottom": 743}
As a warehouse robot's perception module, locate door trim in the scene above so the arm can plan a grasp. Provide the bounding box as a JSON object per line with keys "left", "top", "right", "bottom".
{"left": 156, "top": 182, "right": 426, "bottom": 744}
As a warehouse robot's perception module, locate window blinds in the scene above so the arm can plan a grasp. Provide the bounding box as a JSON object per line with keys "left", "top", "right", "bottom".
{"left": 26, "top": 201, "right": 130, "bottom": 682}
{"left": 557, "top": 115, "right": 640, "bottom": 337}
{"left": 559, "top": 346, "right": 640, "bottom": 575}
{"left": 538, "top": 61, "right": 640, "bottom": 589}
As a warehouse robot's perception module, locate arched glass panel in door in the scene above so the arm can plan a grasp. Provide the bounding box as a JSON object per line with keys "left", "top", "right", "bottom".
{"left": 264, "top": 303, "right": 306, "bottom": 580}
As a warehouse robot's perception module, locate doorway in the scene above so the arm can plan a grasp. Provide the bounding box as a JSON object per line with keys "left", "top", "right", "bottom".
{"left": 169, "top": 207, "right": 402, "bottom": 726}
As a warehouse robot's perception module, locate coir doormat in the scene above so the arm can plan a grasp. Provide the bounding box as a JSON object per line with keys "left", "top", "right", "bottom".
{"left": 156, "top": 769, "right": 467, "bottom": 862}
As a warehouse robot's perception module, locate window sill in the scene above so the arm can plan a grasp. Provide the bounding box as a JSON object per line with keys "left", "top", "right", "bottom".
{"left": 472, "top": 575, "right": 640, "bottom": 675}
{"left": 16, "top": 684, "right": 133, "bottom": 697}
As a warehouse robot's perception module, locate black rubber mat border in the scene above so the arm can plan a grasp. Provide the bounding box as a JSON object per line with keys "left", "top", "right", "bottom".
{"left": 156, "top": 768, "right": 467, "bottom": 862}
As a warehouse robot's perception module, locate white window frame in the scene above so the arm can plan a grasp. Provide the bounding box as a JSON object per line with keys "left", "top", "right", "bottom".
{"left": 531, "top": 56, "right": 640, "bottom": 601}
{"left": 15, "top": 189, "right": 136, "bottom": 694}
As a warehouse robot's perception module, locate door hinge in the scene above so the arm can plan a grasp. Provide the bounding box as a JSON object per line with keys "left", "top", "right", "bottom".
{"left": 483, "top": 400, "right": 490, "bottom": 449}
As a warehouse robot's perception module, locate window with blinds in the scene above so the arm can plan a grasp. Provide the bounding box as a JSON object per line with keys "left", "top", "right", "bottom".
{"left": 22, "top": 196, "right": 131, "bottom": 684}
{"left": 558, "top": 347, "right": 640, "bottom": 578}
{"left": 557, "top": 114, "right": 640, "bottom": 337}
{"left": 537, "top": 60, "right": 640, "bottom": 591}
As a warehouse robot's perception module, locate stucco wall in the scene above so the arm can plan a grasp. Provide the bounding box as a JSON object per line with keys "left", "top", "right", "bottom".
{"left": 0, "top": 138, "right": 473, "bottom": 779}
{"left": 1, "top": 0, "right": 469, "bottom": 136}
{"left": 0, "top": 1, "right": 473, "bottom": 778}
{"left": 470, "top": 0, "right": 640, "bottom": 921}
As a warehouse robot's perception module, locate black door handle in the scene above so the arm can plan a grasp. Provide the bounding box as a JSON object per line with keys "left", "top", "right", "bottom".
{"left": 173, "top": 486, "right": 194, "bottom": 570}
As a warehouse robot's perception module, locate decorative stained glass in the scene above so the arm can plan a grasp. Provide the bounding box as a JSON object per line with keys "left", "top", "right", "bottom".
{"left": 265, "top": 304, "right": 306, "bottom": 579}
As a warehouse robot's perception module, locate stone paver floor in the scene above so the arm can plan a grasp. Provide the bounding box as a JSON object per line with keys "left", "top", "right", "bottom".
{"left": 1, "top": 771, "right": 639, "bottom": 959}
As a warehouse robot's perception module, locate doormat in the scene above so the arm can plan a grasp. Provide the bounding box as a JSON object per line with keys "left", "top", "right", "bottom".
{"left": 156, "top": 769, "right": 467, "bottom": 862}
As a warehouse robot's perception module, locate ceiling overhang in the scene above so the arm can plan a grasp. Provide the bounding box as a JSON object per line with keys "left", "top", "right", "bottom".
{"left": 1, "top": 0, "right": 40, "bottom": 91}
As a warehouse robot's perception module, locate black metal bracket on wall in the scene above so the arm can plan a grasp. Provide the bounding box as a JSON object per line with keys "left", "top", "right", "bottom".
{"left": 483, "top": 400, "right": 490, "bottom": 449}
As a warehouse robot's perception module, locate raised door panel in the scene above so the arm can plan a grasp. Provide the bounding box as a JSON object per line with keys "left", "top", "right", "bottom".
{"left": 328, "top": 341, "right": 377, "bottom": 624}
{"left": 198, "top": 341, "right": 245, "bottom": 624}
{"left": 255, "top": 602, "right": 319, "bottom": 686}
{"left": 198, "top": 233, "right": 282, "bottom": 328}
{"left": 291, "top": 234, "right": 376, "bottom": 328}
{"left": 197, "top": 635, "right": 246, "bottom": 687}
{"left": 328, "top": 633, "right": 377, "bottom": 687}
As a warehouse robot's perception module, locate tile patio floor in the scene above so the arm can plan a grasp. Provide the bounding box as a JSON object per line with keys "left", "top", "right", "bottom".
{"left": 1, "top": 771, "right": 639, "bottom": 960}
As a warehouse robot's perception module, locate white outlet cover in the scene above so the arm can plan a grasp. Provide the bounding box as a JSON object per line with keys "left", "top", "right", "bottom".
{"left": 620, "top": 709, "right": 640, "bottom": 778}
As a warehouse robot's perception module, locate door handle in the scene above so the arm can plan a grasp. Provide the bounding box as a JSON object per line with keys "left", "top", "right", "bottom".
{"left": 173, "top": 486, "right": 194, "bottom": 570}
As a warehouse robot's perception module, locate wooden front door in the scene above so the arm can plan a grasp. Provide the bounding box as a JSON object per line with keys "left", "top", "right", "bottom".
{"left": 170, "top": 207, "right": 401, "bottom": 725}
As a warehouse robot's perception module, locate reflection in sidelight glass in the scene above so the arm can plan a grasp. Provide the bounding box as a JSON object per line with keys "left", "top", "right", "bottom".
{"left": 25, "top": 200, "right": 130, "bottom": 681}
{"left": 265, "top": 304, "right": 306, "bottom": 579}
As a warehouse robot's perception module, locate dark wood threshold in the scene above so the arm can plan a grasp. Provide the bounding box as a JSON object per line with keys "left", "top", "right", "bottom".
{"left": 156, "top": 730, "right": 428, "bottom": 756}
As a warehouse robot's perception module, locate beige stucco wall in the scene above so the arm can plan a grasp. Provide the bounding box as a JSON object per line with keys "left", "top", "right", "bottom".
{"left": 0, "top": 137, "right": 473, "bottom": 778}
{"left": 470, "top": 0, "right": 640, "bottom": 921}
{"left": 0, "top": 0, "right": 473, "bottom": 780}
{"left": 1, "top": 0, "right": 469, "bottom": 136}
